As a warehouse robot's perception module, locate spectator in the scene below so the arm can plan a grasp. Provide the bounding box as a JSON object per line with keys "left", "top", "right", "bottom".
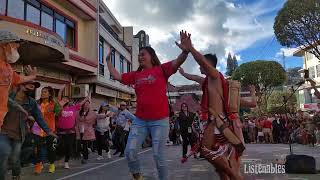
{"left": 262, "top": 116, "right": 273, "bottom": 143}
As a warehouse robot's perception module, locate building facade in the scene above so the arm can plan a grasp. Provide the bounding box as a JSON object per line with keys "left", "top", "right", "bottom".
{"left": 134, "top": 30, "right": 149, "bottom": 49}
{"left": 77, "top": 1, "right": 140, "bottom": 109}
{"left": 0, "top": 0, "right": 98, "bottom": 99}
{"left": 294, "top": 48, "right": 320, "bottom": 110}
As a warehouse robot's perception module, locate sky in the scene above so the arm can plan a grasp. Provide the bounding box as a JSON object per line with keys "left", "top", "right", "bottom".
{"left": 103, "top": 0, "right": 304, "bottom": 85}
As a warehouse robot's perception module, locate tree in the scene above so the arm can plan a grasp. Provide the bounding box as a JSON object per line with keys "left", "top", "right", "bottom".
{"left": 232, "top": 60, "right": 286, "bottom": 112}
{"left": 226, "top": 53, "right": 234, "bottom": 76}
{"left": 267, "top": 90, "right": 297, "bottom": 114}
{"left": 274, "top": 0, "right": 320, "bottom": 60}
{"left": 233, "top": 55, "right": 238, "bottom": 70}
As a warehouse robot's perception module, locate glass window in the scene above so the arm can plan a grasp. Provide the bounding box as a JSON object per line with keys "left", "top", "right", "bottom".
{"left": 41, "top": 11, "right": 53, "bottom": 30}
{"left": 27, "top": 0, "right": 40, "bottom": 8}
{"left": 0, "top": 0, "right": 6, "bottom": 15}
{"left": 127, "top": 62, "right": 131, "bottom": 72}
{"left": 7, "top": 0, "right": 25, "bottom": 20}
{"left": 66, "top": 26, "right": 75, "bottom": 48}
{"left": 120, "top": 56, "right": 124, "bottom": 73}
{"left": 26, "top": 4, "right": 40, "bottom": 25}
{"left": 99, "top": 39, "right": 104, "bottom": 65}
{"left": 55, "top": 19, "right": 66, "bottom": 42}
{"left": 41, "top": 5, "right": 53, "bottom": 15}
{"left": 317, "top": 65, "right": 320, "bottom": 77}
{"left": 309, "top": 66, "right": 316, "bottom": 79}
{"left": 111, "top": 49, "right": 115, "bottom": 67}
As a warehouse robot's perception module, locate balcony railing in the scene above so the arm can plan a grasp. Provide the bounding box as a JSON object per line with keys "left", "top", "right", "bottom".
{"left": 99, "top": 15, "right": 131, "bottom": 52}
{"left": 99, "top": 64, "right": 104, "bottom": 76}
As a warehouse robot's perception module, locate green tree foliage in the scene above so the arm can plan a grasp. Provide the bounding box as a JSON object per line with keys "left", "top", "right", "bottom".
{"left": 274, "top": 0, "right": 320, "bottom": 60}
{"left": 232, "top": 60, "right": 286, "bottom": 112}
{"left": 267, "top": 90, "right": 297, "bottom": 114}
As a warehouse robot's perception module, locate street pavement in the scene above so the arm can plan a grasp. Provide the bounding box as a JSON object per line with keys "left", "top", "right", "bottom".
{"left": 9, "top": 143, "right": 320, "bottom": 180}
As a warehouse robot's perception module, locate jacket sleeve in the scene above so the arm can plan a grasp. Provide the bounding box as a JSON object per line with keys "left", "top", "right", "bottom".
{"left": 31, "top": 99, "right": 51, "bottom": 134}
{"left": 124, "top": 110, "right": 136, "bottom": 121}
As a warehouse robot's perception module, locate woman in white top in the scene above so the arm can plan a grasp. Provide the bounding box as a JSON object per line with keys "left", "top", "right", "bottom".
{"left": 95, "top": 102, "right": 113, "bottom": 160}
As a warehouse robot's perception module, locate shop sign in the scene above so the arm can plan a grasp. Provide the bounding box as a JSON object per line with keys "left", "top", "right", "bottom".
{"left": 96, "top": 85, "right": 117, "bottom": 97}
{"left": 26, "top": 29, "right": 63, "bottom": 48}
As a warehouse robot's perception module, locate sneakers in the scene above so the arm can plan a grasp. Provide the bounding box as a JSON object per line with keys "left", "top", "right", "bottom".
{"left": 107, "top": 151, "right": 111, "bottom": 159}
{"left": 34, "top": 162, "right": 42, "bottom": 174}
{"left": 64, "top": 162, "right": 70, "bottom": 169}
{"left": 48, "top": 164, "right": 55, "bottom": 173}
{"left": 97, "top": 155, "right": 104, "bottom": 160}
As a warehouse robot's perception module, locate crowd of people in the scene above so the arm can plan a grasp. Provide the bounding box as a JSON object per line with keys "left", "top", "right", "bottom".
{"left": 242, "top": 109, "right": 320, "bottom": 146}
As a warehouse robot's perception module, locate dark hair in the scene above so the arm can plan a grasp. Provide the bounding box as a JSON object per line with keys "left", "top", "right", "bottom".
{"left": 137, "top": 46, "right": 161, "bottom": 72}
{"left": 39, "top": 86, "right": 54, "bottom": 104}
{"left": 204, "top": 53, "right": 218, "bottom": 68}
{"left": 79, "top": 100, "right": 90, "bottom": 117}
{"left": 180, "top": 103, "right": 189, "bottom": 113}
{"left": 98, "top": 105, "right": 108, "bottom": 114}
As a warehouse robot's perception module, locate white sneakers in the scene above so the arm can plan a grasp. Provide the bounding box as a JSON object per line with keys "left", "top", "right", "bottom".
{"left": 64, "top": 162, "right": 70, "bottom": 169}
{"left": 97, "top": 156, "right": 104, "bottom": 160}
{"left": 107, "top": 151, "right": 112, "bottom": 159}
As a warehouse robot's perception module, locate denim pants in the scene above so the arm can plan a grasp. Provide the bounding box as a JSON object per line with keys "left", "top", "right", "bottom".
{"left": 0, "top": 135, "right": 22, "bottom": 180}
{"left": 125, "top": 117, "right": 169, "bottom": 180}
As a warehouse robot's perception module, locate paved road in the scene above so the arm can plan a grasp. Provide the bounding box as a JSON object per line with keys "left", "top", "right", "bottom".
{"left": 10, "top": 144, "right": 320, "bottom": 180}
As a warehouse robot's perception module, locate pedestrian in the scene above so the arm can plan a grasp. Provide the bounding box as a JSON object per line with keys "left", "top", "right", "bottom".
{"left": 106, "top": 30, "right": 190, "bottom": 180}
{"left": 263, "top": 116, "right": 273, "bottom": 143}
{"left": 112, "top": 102, "right": 135, "bottom": 158}
{"left": 76, "top": 100, "right": 108, "bottom": 164}
{"left": 0, "top": 81, "right": 56, "bottom": 180}
{"left": 0, "top": 30, "right": 38, "bottom": 131}
{"left": 32, "top": 86, "right": 61, "bottom": 174}
{"left": 95, "top": 102, "right": 113, "bottom": 160}
{"left": 56, "top": 86, "right": 89, "bottom": 169}
{"left": 177, "top": 103, "right": 196, "bottom": 158}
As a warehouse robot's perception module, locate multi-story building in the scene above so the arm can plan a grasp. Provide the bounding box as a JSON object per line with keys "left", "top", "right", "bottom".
{"left": 0, "top": 0, "right": 98, "bottom": 99}
{"left": 134, "top": 30, "right": 150, "bottom": 49}
{"left": 294, "top": 48, "right": 320, "bottom": 110}
{"left": 77, "top": 0, "right": 139, "bottom": 108}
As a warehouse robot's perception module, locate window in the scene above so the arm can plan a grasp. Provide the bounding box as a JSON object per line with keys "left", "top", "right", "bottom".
{"left": 26, "top": 3, "right": 40, "bottom": 25}
{"left": 127, "top": 62, "right": 131, "bottom": 72}
{"left": 65, "top": 19, "right": 75, "bottom": 48}
{"left": 55, "top": 18, "right": 66, "bottom": 42}
{"left": 309, "top": 66, "right": 316, "bottom": 79}
{"left": 111, "top": 49, "right": 115, "bottom": 67}
{"left": 110, "top": 49, "right": 116, "bottom": 79}
{"left": 99, "top": 38, "right": 104, "bottom": 76}
{"left": 0, "top": 0, "right": 6, "bottom": 15}
{"left": 41, "top": 6, "right": 53, "bottom": 30}
{"left": 7, "top": 0, "right": 25, "bottom": 20}
{"left": 317, "top": 65, "right": 320, "bottom": 77}
{"left": 120, "top": 55, "right": 124, "bottom": 73}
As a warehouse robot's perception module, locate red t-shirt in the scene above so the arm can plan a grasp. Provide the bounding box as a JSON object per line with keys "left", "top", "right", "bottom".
{"left": 121, "top": 61, "right": 174, "bottom": 120}
{"left": 263, "top": 120, "right": 272, "bottom": 129}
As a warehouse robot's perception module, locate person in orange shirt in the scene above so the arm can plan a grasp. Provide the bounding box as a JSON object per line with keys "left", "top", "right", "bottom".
{"left": 0, "top": 30, "right": 38, "bottom": 131}
{"left": 32, "top": 86, "right": 61, "bottom": 174}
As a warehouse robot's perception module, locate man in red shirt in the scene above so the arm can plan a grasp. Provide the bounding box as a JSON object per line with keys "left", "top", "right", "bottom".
{"left": 262, "top": 116, "right": 273, "bottom": 143}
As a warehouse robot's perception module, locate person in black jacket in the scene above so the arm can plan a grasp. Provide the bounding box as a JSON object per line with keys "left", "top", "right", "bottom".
{"left": 177, "top": 103, "right": 196, "bottom": 158}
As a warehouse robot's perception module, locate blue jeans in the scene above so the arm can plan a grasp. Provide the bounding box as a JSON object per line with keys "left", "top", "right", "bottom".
{"left": 125, "top": 117, "right": 169, "bottom": 180}
{"left": 0, "top": 135, "right": 22, "bottom": 180}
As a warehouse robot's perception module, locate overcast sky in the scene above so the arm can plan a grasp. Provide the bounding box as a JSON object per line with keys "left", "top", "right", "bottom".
{"left": 103, "top": 0, "right": 303, "bottom": 86}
